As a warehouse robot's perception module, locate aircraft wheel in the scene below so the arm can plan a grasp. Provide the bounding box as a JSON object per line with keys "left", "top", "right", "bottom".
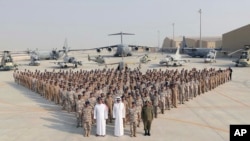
{"left": 64, "top": 65, "right": 68, "bottom": 68}
{"left": 235, "top": 64, "right": 238, "bottom": 67}
{"left": 75, "top": 64, "right": 77, "bottom": 68}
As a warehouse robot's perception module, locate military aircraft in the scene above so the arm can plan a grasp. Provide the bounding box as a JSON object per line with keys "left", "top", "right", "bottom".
{"left": 0, "top": 51, "right": 18, "bottom": 71}
{"left": 54, "top": 54, "right": 82, "bottom": 68}
{"left": 53, "top": 41, "right": 82, "bottom": 68}
{"left": 204, "top": 50, "right": 217, "bottom": 63}
{"left": 228, "top": 45, "right": 250, "bottom": 67}
{"left": 27, "top": 39, "right": 86, "bottom": 66}
{"left": 28, "top": 53, "right": 40, "bottom": 66}
{"left": 92, "top": 32, "right": 156, "bottom": 57}
{"left": 159, "top": 46, "right": 188, "bottom": 66}
{"left": 88, "top": 54, "right": 106, "bottom": 64}
{"left": 137, "top": 54, "right": 157, "bottom": 64}
{"left": 181, "top": 36, "right": 222, "bottom": 58}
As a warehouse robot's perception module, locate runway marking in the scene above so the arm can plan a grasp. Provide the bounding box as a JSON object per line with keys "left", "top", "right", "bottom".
{"left": 160, "top": 117, "right": 229, "bottom": 133}
{"left": 216, "top": 90, "right": 250, "bottom": 107}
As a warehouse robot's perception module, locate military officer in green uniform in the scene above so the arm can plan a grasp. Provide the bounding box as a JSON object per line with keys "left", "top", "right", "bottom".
{"left": 141, "top": 100, "right": 154, "bottom": 136}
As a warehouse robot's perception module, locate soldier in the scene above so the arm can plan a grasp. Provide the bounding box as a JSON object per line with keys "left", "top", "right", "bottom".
{"left": 228, "top": 67, "right": 233, "bottom": 80}
{"left": 159, "top": 87, "right": 166, "bottom": 114}
{"left": 152, "top": 91, "right": 159, "bottom": 118}
{"left": 88, "top": 93, "right": 96, "bottom": 125}
{"left": 66, "top": 87, "right": 74, "bottom": 113}
{"left": 178, "top": 80, "right": 185, "bottom": 104}
{"left": 121, "top": 96, "right": 128, "bottom": 127}
{"left": 171, "top": 83, "right": 178, "bottom": 108}
{"left": 129, "top": 102, "right": 139, "bottom": 137}
{"left": 165, "top": 86, "right": 172, "bottom": 110}
{"left": 105, "top": 93, "right": 113, "bottom": 123}
{"left": 135, "top": 94, "right": 143, "bottom": 127}
{"left": 76, "top": 95, "right": 84, "bottom": 128}
{"left": 141, "top": 100, "right": 154, "bottom": 136}
{"left": 82, "top": 101, "right": 93, "bottom": 137}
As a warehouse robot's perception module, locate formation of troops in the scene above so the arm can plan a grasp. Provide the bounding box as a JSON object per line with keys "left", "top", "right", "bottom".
{"left": 13, "top": 66, "right": 232, "bottom": 137}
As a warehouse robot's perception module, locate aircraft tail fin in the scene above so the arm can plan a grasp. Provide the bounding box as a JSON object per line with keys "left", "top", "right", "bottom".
{"left": 108, "top": 32, "right": 135, "bottom": 44}
{"left": 175, "top": 46, "right": 181, "bottom": 56}
{"left": 181, "top": 36, "right": 188, "bottom": 49}
{"left": 63, "top": 38, "right": 70, "bottom": 54}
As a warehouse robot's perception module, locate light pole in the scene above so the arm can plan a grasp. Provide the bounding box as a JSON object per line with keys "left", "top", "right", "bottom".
{"left": 157, "top": 30, "right": 160, "bottom": 48}
{"left": 172, "top": 23, "right": 175, "bottom": 41}
{"left": 172, "top": 23, "right": 175, "bottom": 47}
{"left": 199, "top": 9, "right": 202, "bottom": 48}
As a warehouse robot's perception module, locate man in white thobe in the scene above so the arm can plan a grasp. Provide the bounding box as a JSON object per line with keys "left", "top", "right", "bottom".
{"left": 113, "top": 97, "right": 125, "bottom": 136}
{"left": 94, "top": 97, "right": 108, "bottom": 137}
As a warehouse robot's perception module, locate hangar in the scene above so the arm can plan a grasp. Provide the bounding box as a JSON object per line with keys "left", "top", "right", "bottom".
{"left": 222, "top": 24, "right": 250, "bottom": 54}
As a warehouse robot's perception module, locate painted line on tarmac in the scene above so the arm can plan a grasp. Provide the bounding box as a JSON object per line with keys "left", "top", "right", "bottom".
{"left": 216, "top": 90, "right": 249, "bottom": 107}
{"left": 160, "top": 117, "right": 229, "bottom": 133}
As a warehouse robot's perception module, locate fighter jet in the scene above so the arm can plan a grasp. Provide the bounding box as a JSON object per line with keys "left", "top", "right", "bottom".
{"left": 54, "top": 54, "right": 82, "bottom": 68}
{"left": 0, "top": 51, "right": 18, "bottom": 71}
{"left": 92, "top": 32, "right": 156, "bottom": 57}
{"left": 159, "top": 47, "right": 188, "bottom": 66}
{"left": 52, "top": 40, "right": 82, "bottom": 68}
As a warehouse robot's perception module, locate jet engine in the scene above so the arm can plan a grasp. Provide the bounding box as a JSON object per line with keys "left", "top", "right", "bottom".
{"left": 107, "top": 48, "right": 112, "bottom": 52}
{"left": 96, "top": 49, "right": 101, "bottom": 53}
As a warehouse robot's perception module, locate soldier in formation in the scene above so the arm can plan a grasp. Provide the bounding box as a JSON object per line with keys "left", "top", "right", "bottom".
{"left": 13, "top": 67, "right": 232, "bottom": 137}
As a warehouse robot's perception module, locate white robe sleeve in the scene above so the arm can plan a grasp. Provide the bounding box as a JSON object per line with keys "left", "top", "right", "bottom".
{"left": 122, "top": 103, "right": 125, "bottom": 118}
{"left": 94, "top": 105, "right": 97, "bottom": 119}
{"left": 113, "top": 104, "right": 116, "bottom": 118}
{"left": 105, "top": 104, "right": 108, "bottom": 119}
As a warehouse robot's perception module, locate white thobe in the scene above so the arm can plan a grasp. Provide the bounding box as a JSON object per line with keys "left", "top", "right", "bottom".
{"left": 113, "top": 102, "right": 125, "bottom": 136}
{"left": 94, "top": 103, "right": 108, "bottom": 136}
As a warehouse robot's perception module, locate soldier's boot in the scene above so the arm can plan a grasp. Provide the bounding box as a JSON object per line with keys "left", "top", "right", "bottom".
{"left": 161, "top": 109, "right": 164, "bottom": 114}
{"left": 134, "top": 128, "right": 137, "bottom": 137}
{"left": 80, "top": 121, "right": 82, "bottom": 127}
{"left": 84, "top": 130, "right": 87, "bottom": 137}
{"left": 144, "top": 130, "right": 147, "bottom": 136}
{"left": 87, "top": 130, "right": 90, "bottom": 137}
{"left": 148, "top": 130, "right": 151, "bottom": 136}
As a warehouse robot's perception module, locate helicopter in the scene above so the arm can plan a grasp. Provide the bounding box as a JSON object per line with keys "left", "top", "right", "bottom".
{"left": 28, "top": 53, "right": 40, "bottom": 66}
{"left": 138, "top": 54, "right": 151, "bottom": 64}
{"left": 88, "top": 54, "right": 106, "bottom": 65}
{"left": 0, "top": 51, "right": 18, "bottom": 71}
{"left": 228, "top": 45, "right": 250, "bottom": 67}
{"left": 204, "top": 50, "right": 217, "bottom": 63}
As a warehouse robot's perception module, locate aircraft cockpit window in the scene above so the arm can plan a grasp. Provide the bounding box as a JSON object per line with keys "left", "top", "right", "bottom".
{"left": 240, "top": 52, "right": 248, "bottom": 59}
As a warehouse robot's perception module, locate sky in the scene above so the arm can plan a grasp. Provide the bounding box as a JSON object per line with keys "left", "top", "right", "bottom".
{"left": 0, "top": 0, "right": 249, "bottom": 51}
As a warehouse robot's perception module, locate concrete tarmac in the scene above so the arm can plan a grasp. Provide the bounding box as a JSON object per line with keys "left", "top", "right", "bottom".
{"left": 0, "top": 52, "right": 250, "bottom": 141}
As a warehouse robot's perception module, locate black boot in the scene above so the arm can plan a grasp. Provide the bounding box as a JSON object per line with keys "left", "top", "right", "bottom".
{"left": 148, "top": 130, "right": 151, "bottom": 136}
{"left": 144, "top": 130, "right": 147, "bottom": 136}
